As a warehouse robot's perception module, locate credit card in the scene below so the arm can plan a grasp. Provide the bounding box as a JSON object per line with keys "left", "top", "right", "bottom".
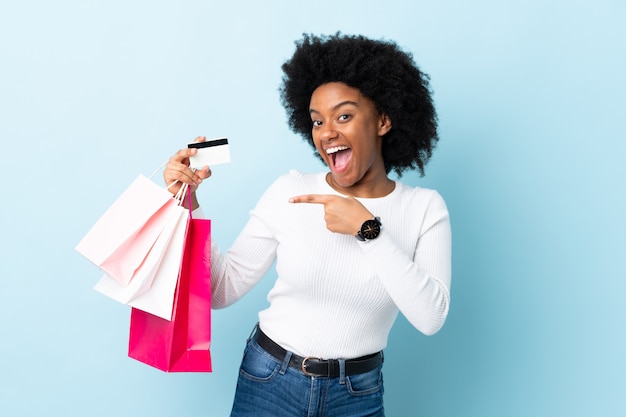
{"left": 188, "top": 137, "right": 230, "bottom": 167}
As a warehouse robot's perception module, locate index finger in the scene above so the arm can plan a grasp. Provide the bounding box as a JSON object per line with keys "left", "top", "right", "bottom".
{"left": 288, "top": 194, "right": 334, "bottom": 204}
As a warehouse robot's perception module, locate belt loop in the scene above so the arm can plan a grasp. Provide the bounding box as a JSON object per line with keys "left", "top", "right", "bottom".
{"left": 247, "top": 323, "right": 259, "bottom": 343}
{"left": 338, "top": 359, "right": 346, "bottom": 384}
{"left": 279, "top": 351, "right": 292, "bottom": 375}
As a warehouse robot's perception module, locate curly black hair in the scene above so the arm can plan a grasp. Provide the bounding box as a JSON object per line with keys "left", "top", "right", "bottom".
{"left": 279, "top": 33, "right": 438, "bottom": 177}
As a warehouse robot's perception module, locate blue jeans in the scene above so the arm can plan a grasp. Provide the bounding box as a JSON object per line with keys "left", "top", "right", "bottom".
{"left": 230, "top": 333, "right": 385, "bottom": 417}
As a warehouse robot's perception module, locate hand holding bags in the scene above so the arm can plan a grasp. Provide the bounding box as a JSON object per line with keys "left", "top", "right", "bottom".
{"left": 76, "top": 170, "right": 212, "bottom": 372}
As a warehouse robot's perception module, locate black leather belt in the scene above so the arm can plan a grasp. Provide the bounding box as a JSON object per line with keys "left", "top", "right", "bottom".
{"left": 253, "top": 328, "right": 383, "bottom": 377}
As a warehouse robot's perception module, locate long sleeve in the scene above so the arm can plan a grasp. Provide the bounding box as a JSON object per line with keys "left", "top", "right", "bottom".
{"left": 359, "top": 190, "right": 451, "bottom": 336}
{"left": 210, "top": 210, "right": 278, "bottom": 309}
{"left": 194, "top": 194, "right": 279, "bottom": 309}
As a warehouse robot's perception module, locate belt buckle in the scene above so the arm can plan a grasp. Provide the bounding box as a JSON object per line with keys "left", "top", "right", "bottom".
{"left": 301, "top": 356, "right": 322, "bottom": 377}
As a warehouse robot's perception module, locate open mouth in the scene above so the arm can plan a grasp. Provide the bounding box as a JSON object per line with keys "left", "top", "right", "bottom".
{"left": 326, "top": 145, "right": 352, "bottom": 171}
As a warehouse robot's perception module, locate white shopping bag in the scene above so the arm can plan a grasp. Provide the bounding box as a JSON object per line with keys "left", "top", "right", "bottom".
{"left": 76, "top": 175, "right": 177, "bottom": 286}
{"left": 94, "top": 204, "right": 189, "bottom": 320}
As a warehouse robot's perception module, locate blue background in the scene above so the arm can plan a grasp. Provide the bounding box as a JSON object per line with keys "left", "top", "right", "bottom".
{"left": 1, "top": 1, "right": 624, "bottom": 416}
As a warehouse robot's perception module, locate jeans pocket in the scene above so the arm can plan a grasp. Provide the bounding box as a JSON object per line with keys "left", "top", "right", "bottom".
{"left": 346, "top": 366, "right": 384, "bottom": 396}
{"left": 239, "top": 340, "right": 281, "bottom": 383}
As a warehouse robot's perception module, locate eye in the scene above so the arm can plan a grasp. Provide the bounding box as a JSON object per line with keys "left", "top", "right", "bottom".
{"left": 312, "top": 119, "right": 322, "bottom": 128}
{"left": 338, "top": 114, "right": 351, "bottom": 122}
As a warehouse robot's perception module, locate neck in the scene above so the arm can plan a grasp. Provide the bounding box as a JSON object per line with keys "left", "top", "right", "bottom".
{"left": 326, "top": 172, "right": 395, "bottom": 198}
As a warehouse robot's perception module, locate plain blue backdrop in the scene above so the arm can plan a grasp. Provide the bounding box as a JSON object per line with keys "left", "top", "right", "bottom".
{"left": 1, "top": 1, "right": 624, "bottom": 416}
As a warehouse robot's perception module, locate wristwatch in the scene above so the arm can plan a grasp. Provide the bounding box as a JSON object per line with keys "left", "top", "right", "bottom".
{"left": 356, "top": 217, "right": 382, "bottom": 241}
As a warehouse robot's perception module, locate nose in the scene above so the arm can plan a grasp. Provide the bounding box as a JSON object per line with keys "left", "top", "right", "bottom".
{"left": 319, "top": 123, "right": 337, "bottom": 142}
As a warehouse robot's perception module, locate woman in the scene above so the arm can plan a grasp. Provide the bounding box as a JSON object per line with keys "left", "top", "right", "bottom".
{"left": 164, "top": 33, "right": 451, "bottom": 417}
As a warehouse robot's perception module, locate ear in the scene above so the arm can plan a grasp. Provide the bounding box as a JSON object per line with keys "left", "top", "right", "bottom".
{"left": 378, "top": 113, "right": 392, "bottom": 136}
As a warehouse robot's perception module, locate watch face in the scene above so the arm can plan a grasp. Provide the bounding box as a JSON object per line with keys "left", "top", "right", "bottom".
{"left": 360, "top": 219, "right": 381, "bottom": 240}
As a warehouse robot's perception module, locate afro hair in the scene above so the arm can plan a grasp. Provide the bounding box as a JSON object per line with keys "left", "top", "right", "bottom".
{"left": 280, "top": 33, "right": 438, "bottom": 177}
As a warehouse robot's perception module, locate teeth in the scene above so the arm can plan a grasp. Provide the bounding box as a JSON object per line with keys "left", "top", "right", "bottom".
{"left": 326, "top": 146, "right": 349, "bottom": 155}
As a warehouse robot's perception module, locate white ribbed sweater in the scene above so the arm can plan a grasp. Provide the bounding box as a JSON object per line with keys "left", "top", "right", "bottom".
{"left": 209, "top": 170, "right": 451, "bottom": 359}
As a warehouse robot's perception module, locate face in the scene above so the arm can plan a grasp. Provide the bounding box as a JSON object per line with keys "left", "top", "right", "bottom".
{"left": 309, "top": 82, "right": 391, "bottom": 192}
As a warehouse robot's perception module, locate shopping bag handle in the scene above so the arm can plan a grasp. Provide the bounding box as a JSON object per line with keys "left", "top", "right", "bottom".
{"left": 187, "top": 186, "right": 194, "bottom": 219}
{"left": 149, "top": 161, "right": 196, "bottom": 215}
{"left": 146, "top": 160, "right": 180, "bottom": 194}
{"left": 148, "top": 160, "right": 169, "bottom": 180}
{"left": 170, "top": 169, "right": 196, "bottom": 218}
{"left": 149, "top": 161, "right": 183, "bottom": 192}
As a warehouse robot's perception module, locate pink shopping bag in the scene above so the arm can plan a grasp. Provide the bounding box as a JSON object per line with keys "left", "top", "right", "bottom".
{"left": 128, "top": 213, "right": 212, "bottom": 372}
{"left": 76, "top": 175, "right": 179, "bottom": 286}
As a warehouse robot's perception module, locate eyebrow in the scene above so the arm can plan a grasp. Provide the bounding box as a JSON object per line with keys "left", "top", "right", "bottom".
{"left": 309, "top": 100, "right": 359, "bottom": 115}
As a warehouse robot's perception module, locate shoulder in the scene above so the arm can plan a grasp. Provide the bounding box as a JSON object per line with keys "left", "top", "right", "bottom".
{"left": 395, "top": 182, "right": 449, "bottom": 218}
{"left": 397, "top": 182, "right": 446, "bottom": 204}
